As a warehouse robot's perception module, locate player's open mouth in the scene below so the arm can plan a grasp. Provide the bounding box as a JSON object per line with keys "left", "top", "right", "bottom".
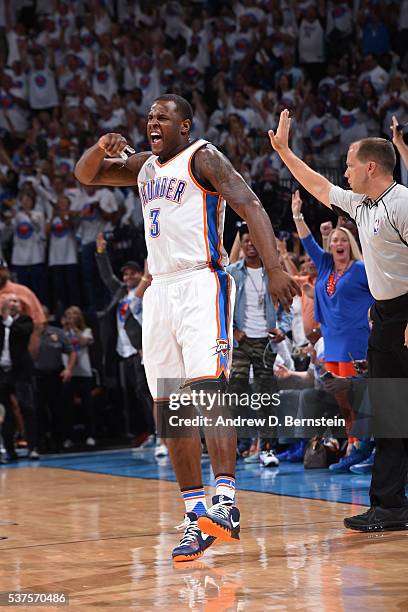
{"left": 336, "top": 247, "right": 345, "bottom": 254}
{"left": 150, "top": 132, "right": 163, "bottom": 145}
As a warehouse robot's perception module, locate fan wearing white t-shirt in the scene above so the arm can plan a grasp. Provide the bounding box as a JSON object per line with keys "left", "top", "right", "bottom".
{"left": 298, "top": 6, "right": 325, "bottom": 84}
{"left": 227, "top": 227, "right": 293, "bottom": 458}
{"left": 46, "top": 195, "right": 80, "bottom": 315}
{"left": 73, "top": 186, "right": 119, "bottom": 312}
{"left": 243, "top": 265, "right": 268, "bottom": 337}
{"left": 358, "top": 54, "right": 389, "bottom": 95}
{"left": 225, "top": 91, "right": 261, "bottom": 131}
{"left": 303, "top": 98, "right": 340, "bottom": 168}
{"left": 62, "top": 306, "right": 96, "bottom": 447}
{"left": 0, "top": 82, "right": 28, "bottom": 136}
{"left": 133, "top": 56, "right": 161, "bottom": 115}
{"left": 227, "top": 228, "right": 290, "bottom": 389}
{"left": 5, "top": 61, "right": 28, "bottom": 101}
{"left": 338, "top": 94, "right": 368, "bottom": 156}
{"left": 28, "top": 52, "right": 58, "bottom": 110}
{"left": 184, "top": 18, "right": 210, "bottom": 70}
{"left": 11, "top": 190, "right": 48, "bottom": 306}
{"left": 92, "top": 52, "right": 118, "bottom": 101}
{"left": 228, "top": 16, "right": 254, "bottom": 65}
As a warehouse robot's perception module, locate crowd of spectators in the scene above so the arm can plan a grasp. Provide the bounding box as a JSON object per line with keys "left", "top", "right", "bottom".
{"left": 0, "top": 0, "right": 405, "bottom": 463}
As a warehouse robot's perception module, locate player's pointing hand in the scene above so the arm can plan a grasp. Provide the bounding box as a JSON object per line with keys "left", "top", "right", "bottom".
{"left": 268, "top": 268, "right": 301, "bottom": 313}
{"left": 268, "top": 109, "right": 291, "bottom": 153}
{"left": 97, "top": 133, "right": 128, "bottom": 157}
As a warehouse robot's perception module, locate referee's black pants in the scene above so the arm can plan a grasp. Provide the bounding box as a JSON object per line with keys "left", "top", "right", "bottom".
{"left": 368, "top": 293, "right": 408, "bottom": 509}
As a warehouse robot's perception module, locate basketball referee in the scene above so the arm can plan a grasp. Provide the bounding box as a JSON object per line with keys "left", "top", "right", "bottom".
{"left": 269, "top": 109, "right": 408, "bottom": 532}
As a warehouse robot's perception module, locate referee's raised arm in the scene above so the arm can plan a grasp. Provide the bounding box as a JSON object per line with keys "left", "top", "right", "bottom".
{"left": 268, "top": 109, "right": 334, "bottom": 208}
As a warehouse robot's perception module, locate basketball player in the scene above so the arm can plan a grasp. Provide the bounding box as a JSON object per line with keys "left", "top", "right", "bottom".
{"left": 75, "top": 95, "right": 300, "bottom": 561}
{"left": 269, "top": 109, "right": 408, "bottom": 532}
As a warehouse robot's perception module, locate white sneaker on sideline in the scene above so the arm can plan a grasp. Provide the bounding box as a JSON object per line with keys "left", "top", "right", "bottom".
{"left": 155, "top": 443, "right": 168, "bottom": 458}
{"left": 29, "top": 450, "right": 40, "bottom": 460}
{"left": 63, "top": 439, "right": 74, "bottom": 450}
{"left": 86, "top": 437, "right": 96, "bottom": 447}
{"left": 260, "top": 450, "right": 279, "bottom": 467}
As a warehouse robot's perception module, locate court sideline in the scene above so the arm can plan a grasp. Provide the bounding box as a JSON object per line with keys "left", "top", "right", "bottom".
{"left": 0, "top": 451, "right": 407, "bottom": 610}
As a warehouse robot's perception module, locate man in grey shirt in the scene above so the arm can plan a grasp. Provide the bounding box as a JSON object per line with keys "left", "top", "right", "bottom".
{"left": 269, "top": 109, "right": 408, "bottom": 532}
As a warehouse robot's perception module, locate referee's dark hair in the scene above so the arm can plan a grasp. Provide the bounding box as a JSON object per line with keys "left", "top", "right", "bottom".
{"left": 356, "top": 137, "right": 396, "bottom": 174}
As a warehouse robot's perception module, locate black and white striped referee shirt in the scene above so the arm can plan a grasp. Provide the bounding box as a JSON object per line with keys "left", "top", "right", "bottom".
{"left": 329, "top": 182, "right": 408, "bottom": 301}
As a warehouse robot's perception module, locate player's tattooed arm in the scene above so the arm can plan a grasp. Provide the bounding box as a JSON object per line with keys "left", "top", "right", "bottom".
{"left": 194, "top": 145, "right": 301, "bottom": 310}
{"left": 194, "top": 144, "right": 280, "bottom": 264}
{"left": 74, "top": 133, "right": 151, "bottom": 186}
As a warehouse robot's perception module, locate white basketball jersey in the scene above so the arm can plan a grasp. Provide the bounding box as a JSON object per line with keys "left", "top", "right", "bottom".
{"left": 137, "top": 139, "right": 228, "bottom": 276}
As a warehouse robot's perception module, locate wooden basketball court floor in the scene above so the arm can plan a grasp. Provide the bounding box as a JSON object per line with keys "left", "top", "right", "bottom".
{"left": 0, "top": 449, "right": 407, "bottom": 611}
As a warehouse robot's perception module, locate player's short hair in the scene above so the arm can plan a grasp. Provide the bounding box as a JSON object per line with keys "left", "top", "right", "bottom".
{"left": 355, "top": 137, "right": 396, "bottom": 175}
{"left": 153, "top": 94, "right": 193, "bottom": 123}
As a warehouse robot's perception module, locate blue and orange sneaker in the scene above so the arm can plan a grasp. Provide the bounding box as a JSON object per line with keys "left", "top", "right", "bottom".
{"left": 197, "top": 495, "right": 240, "bottom": 542}
{"left": 172, "top": 512, "right": 216, "bottom": 562}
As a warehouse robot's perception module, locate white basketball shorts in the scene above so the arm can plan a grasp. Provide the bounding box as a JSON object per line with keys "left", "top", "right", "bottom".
{"left": 142, "top": 266, "right": 235, "bottom": 401}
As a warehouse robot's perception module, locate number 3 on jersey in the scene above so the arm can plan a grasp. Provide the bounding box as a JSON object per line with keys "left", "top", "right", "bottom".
{"left": 149, "top": 208, "right": 160, "bottom": 238}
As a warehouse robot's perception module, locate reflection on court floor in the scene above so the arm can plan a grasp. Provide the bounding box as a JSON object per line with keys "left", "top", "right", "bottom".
{"left": 0, "top": 451, "right": 406, "bottom": 610}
